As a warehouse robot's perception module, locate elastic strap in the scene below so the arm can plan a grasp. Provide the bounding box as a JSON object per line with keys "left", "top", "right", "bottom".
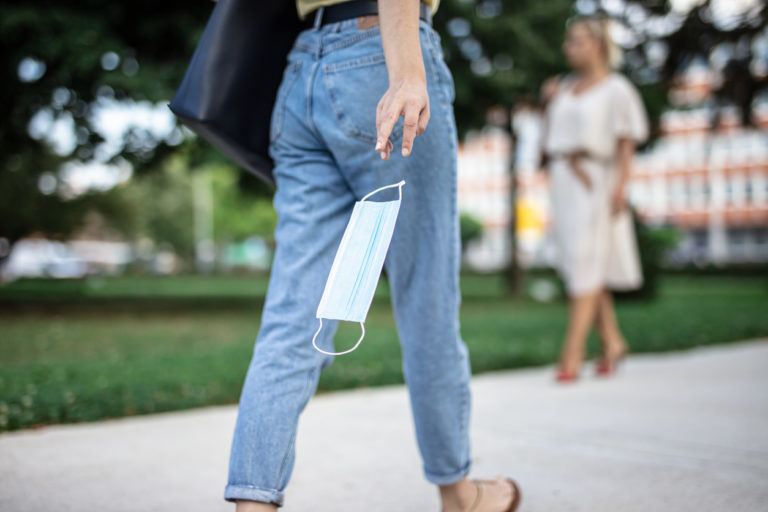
{"left": 311, "top": 317, "right": 367, "bottom": 356}
{"left": 360, "top": 179, "right": 405, "bottom": 202}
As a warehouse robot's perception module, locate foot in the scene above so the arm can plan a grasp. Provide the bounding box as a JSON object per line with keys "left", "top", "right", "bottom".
{"left": 555, "top": 365, "right": 580, "bottom": 383}
{"left": 555, "top": 354, "right": 583, "bottom": 382}
{"left": 596, "top": 338, "right": 628, "bottom": 375}
{"left": 441, "top": 476, "right": 518, "bottom": 512}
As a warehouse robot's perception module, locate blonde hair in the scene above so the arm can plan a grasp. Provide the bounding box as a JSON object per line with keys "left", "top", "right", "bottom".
{"left": 567, "top": 15, "right": 622, "bottom": 69}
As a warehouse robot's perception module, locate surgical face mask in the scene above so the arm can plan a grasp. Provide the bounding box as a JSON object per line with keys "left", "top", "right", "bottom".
{"left": 312, "top": 179, "right": 406, "bottom": 356}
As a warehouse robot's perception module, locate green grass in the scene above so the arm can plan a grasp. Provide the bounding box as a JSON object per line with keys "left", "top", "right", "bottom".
{"left": 0, "top": 273, "right": 766, "bottom": 431}
{"left": 0, "top": 274, "right": 273, "bottom": 300}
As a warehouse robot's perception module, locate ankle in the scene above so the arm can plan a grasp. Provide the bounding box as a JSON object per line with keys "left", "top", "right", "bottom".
{"left": 235, "top": 499, "right": 277, "bottom": 512}
{"left": 558, "top": 350, "right": 584, "bottom": 370}
{"left": 606, "top": 337, "right": 627, "bottom": 354}
{"left": 439, "top": 478, "right": 477, "bottom": 511}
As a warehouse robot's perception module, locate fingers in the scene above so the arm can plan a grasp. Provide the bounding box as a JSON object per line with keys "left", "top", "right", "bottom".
{"left": 400, "top": 100, "right": 421, "bottom": 157}
{"left": 418, "top": 104, "right": 429, "bottom": 135}
{"left": 574, "top": 166, "right": 591, "bottom": 190}
{"left": 376, "top": 97, "right": 401, "bottom": 153}
{"left": 567, "top": 153, "right": 592, "bottom": 190}
{"left": 611, "top": 189, "right": 626, "bottom": 215}
{"left": 578, "top": 171, "right": 591, "bottom": 190}
{"left": 379, "top": 139, "right": 393, "bottom": 160}
{"left": 375, "top": 86, "right": 429, "bottom": 159}
{"left": 375, "top": 98, "right": 393, "bottom": 159}
{"left": 568, "top": 156, "right": 585, "bottom": 189}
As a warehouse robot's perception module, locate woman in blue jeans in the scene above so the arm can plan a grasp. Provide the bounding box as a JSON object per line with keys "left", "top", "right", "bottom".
{"left": 224, "top": 1, "right": 521, "bottom": 510}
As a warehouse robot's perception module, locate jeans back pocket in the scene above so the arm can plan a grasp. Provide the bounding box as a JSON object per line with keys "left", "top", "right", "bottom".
{"left": 270, "top": 60, "right": 303, "bottom": 144}
{"left": 322, "top": 52, "right": 404, "bottom": 145}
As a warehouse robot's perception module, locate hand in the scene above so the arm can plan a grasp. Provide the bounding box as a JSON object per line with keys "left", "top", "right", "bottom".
{"left": 567, "top": 152, "right": 592, "bottom": 191}
{"left": 375, "top": 76, "right": 430, "bottom": 159}
{"left": 539, "top": 150, "right": 549, "bottom": 170}
{"left": 611, "top": 185, "right": 627, "bottom": 215}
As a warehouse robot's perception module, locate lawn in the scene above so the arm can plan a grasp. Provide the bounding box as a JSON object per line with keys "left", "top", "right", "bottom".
{"left": 0, "top": 273, "right": 766, "bottom": 431}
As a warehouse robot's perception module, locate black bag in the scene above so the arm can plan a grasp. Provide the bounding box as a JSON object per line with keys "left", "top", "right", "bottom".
{"left": 168, "top": 0, "right": 311, "bottom": 185}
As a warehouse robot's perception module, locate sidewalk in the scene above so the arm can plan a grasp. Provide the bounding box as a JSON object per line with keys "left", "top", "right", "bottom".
{"left": 2, "top": 339, "right": 767, "bottom": 512}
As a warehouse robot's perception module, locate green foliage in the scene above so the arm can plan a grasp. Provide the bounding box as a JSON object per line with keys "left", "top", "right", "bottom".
{"left": 636, "top": 224, "right": 680, "bottom": 296}
{"left": 5, "top": 0, "right": 763, "bottom": 258}
{"left": 108, "top": 155, "right": 196, "bottom": 260}
{"left": 581, "top": 0, "right": 768, "bottom": 128}
{"left": 210, "top": 165, "right": 277, "bottom": 242}
{"left": 618, "top": 211, "right": 680, "bottom": 299}
{"left": 0, "top": 1, "right": 217, "bottom": 245}
{"left": 1, "top": 273, "right": 767, "bottom": 431}
{"left": 459, "top": 211, "right": 484, "bottom": 248}
{"left": 434, "top": 0, "right": 575, "bottom": 135}
{"left": 98, "top": 157, "right": 278, "bottom": 264}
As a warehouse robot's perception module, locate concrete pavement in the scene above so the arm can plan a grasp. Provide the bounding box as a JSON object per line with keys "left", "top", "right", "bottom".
{"left": 2, "top": 339, "right": 767, "bottom": 512}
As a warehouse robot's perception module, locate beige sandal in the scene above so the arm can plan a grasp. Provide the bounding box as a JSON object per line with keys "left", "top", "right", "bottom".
{"left": 463, "top": 477, "right": 522, "bottom": 512}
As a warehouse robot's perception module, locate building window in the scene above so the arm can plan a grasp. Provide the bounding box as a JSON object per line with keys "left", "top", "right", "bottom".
{"left": 727, "top": 228, "right": 748, "bottom": 260}
{"left": 755, "top": 228, "right": 768, "bottom": 258}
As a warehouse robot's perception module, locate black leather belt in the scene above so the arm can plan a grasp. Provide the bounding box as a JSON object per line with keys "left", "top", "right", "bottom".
{"left": 314, "top": 0, "right": 432, "bottom": 26}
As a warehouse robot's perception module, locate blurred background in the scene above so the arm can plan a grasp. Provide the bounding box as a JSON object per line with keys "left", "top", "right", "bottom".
{"left": 1, "top": 0, "right": 766, "bottom": 432}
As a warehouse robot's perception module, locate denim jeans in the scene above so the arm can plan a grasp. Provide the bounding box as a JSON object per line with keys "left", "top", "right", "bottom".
{"left": 224, "top": 15, "right": 472, "bottom": 507}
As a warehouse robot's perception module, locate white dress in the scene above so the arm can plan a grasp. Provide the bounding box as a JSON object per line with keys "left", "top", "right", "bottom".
{"left": 543, "top": 73, "right": 649, "bottom": 297}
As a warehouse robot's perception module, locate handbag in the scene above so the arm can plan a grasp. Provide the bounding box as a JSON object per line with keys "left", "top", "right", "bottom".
{"left": 168, "top": 0, "right": 311, "bottom": 185}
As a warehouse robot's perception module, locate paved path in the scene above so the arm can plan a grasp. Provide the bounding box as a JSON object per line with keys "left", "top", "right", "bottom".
{"left": 2, "top": 339, "right": 768, "bottom": 512}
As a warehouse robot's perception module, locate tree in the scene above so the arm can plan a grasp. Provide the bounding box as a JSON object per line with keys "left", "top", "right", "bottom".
{"left": 581, "top": 0, "right": 768, "bottom": 127}
{"left": 2, "top": 1, "right": 578, "bottom": 250}
{"left": 432, "top": 0, "right": 577, "bottom": 292}
{"left": 0, "top": 1, "right": 273, "bottom": 253}
{"left": 433, "top": 0, "right": 576, "bottom": 138}
{"left": 10, "top": 1, "right": 757, "bottom": 272}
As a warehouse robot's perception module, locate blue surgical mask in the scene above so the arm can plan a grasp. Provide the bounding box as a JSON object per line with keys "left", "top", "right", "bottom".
{"left": 312, "top": 179, "right": 406, "bottom": 356}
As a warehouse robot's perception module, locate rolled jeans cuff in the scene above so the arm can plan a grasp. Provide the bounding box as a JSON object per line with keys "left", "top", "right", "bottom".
{"left": 224, "top": 484, "right": 285, "bottom": 507}
{"left": 423, "top": 459, "right": 472, "bottom": 485}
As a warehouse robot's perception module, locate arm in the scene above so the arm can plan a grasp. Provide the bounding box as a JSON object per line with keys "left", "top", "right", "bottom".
{"left": 610, "top": 78, "right": 646, "bottom": 213}
{"left": 375, "top": 0, "right": 430, "bottom": 159}
{"left": 612, "top": 137, "right": 635, "bottom": 215}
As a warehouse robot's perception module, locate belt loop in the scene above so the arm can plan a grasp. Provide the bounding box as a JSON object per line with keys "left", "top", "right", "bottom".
{"left": 313, "top": 7, "right": 324, "bottom": 30}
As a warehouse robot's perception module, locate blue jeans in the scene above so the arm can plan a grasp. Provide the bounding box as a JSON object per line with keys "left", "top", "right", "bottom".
{"left": 224, "top": 16, "right": 471, "bottom": 507}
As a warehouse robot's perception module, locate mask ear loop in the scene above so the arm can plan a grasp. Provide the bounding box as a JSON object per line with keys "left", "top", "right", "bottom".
{"left": 360, "top": 179, "right": 405, "bottom": 202}
{"left": 311, "top": 318, "right": 367, "bottom": 356}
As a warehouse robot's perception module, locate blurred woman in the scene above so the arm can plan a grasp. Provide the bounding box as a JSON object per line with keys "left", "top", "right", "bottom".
{"left": 540, "top": 14, "right": 649, "bottom": 383}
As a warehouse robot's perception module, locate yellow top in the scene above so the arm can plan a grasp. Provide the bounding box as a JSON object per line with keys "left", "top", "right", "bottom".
{"left": 296, "top": 0, "right": 439, "bottom": 21}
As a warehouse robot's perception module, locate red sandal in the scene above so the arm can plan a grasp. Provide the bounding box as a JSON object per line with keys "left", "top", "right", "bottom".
{"left": 555, "top": 365, "right": 580, "bottom": 383}
{"left": 595, "top": 346, "right": 628, "bottom": 377}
